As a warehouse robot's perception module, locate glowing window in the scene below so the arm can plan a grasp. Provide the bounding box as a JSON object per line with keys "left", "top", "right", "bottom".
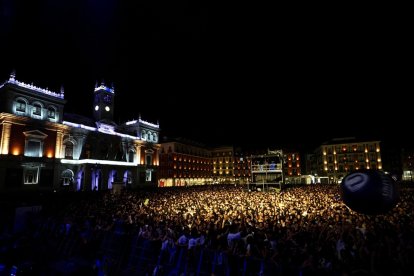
{"left": 25, "top": 140, "right": 42, "bottom": 157}
{"left": 23, "top": 130, "right": 47, "bottom": 157}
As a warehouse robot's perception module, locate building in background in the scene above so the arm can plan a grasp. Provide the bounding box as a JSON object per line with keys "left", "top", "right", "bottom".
{"left": 0, "top": 72, "right": 68, "bottom": 191}
{"left": 0, "top": 73, "right": 159, "bottom": 192}
{"left": 304, "top": 153, "right": 316, "bottom": 175}
{"left": 159, "top": 145, "right": 307, "bottom": 187}
{"left": 313, "top": 137, "right": 382, "bottom": 184}
{"left": 158, "top": 144, "right": 253, "bottom": 187}
{"left": 401, "top": 147, "right": 414, "bottom": 181}
{"left": 284, "top": 151, "right": 301, "bottom": 177}
{"left": 380, "top": 141, "right": 403, "bottom": 180}
{"left": 233, "top": 148, "right": 251, "bottom": 184}
{"left": 158, "top": 138, "right": 212, "bottom": 186}
{"left": 211, "top": 146, "right": 235, "bottom": 184}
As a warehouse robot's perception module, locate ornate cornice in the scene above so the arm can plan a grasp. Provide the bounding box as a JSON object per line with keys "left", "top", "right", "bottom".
{"left": 0, "top": 112, "right": 70, "bottom": 132}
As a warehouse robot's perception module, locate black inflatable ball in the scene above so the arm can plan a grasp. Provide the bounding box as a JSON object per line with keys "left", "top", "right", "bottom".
{"left": 340, "top": 170, "right": 399, "bottom": 215}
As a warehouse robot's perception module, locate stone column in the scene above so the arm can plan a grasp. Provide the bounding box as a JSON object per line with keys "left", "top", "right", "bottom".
{"left": 55, "top": 130, "right": 63, "bottom": 158}
{"left": 0, "top": 122, "right": 11, "bottom": 154}
{"left": 136, "top": 144, "right": 142, "bottom": 164}
{"left": 153, "top": 148, "right": 159, "bottom": 166}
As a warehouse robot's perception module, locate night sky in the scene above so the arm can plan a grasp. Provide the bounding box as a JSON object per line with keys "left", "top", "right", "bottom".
{"left": 0, "top": 1, "right": 409, "bottom": 151}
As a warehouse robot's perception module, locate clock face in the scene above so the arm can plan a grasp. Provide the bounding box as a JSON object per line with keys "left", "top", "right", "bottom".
{"left": 103, "top": 94, "right": 112, "bottom": 104}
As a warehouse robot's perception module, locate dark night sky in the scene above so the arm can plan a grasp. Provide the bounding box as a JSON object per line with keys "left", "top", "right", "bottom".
{"left": 0, "top": 1, "right": 410, "bottom": 151}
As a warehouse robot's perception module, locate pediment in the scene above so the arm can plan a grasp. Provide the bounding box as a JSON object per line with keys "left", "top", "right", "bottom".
{"left": 23, "top": 130, "right": 48, "bottom": 139}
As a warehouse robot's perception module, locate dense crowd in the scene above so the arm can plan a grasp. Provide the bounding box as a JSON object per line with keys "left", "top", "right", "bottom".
{"left": 1, "top": 184, "right": 414, "bottom": 275}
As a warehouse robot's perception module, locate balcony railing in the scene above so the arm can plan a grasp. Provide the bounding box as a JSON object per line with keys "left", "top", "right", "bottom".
{"left": 251, "top": 164, "right": 282, "bottom": 172}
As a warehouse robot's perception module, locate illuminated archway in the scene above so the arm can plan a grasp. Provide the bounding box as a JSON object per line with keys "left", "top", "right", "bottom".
{"left": 108, "top": 170, "right": 117, "bottom": 189}
{"left": 76, "top": 169, "right": 84, "bottom": 191}
{"left": 61, "top": 169, "right": 74, "bottom": 186}
{"left": 91, "top": 168, "right": 102, "bottom": 191}
{"left": 123, "top": 170, "right": 132, "bottom": 185}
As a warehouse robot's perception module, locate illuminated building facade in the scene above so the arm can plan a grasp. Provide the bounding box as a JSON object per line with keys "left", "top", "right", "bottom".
{"left": 158, "top": 139, "right": 212, "bottom": 187}
{"left": 158, "top": 143, "right": 254, "bottom": 187}
{"left": 211, "top": 146, "right": 234, "bottom": 184}
{"left": 284, "top": 151, "right": 301, "bottom": 176}
{"left": 314, "top": 137, "right": 382, "bottom": 184}
{"left": 0, "top": 73, "right": 160, "bottom": 191}
{"left": 233, "top": 148, "right": 251, "bottom": 184}
{"left": 401, "top": 148, "right": 414, "bottom": 181}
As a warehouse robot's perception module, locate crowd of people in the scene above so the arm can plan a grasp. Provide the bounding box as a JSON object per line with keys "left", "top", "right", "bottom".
{"left": 1, "top": 183, "right": 413, "bottom": 275}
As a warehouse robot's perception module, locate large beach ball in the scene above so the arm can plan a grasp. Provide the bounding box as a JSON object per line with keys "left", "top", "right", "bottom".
{"left": 340, "top": 170, "right": 399, "bottom": 215}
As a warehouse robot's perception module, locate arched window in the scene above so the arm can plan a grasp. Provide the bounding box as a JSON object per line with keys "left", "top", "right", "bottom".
{"left": 61, "top": 169, "right": 74, "bottom": 186}
{"left": 32, "top": 102, "right": 43, "bottom": 117}
{"left": 153, "top": 133, "right": 158, "bottom": 142}
{"left": 108, "top": 170, "right": 117, "bottom": 189}
{"left": 15, "top": 98, "right": 27, "bottom": 113}
{"left": 92, "top": 169, "right": 102, "bottom": 191}
{"left": 123, "top": 170, "right": 132, "bottom": 184}
{"left": 142, "top": 131, "right": 147, "bottom": 140}
{"left": 148, "top": 132, "right": 153, "bottom": 142}
{"left": 47, "top": 106, "right": 56, "bottom": 119}
{"left": 76, "top": 170, "right": 84, "bottom": 191}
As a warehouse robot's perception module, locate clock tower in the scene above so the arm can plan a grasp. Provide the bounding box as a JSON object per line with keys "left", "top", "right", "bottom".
{"left": 93, "top": 81, "right": 115, "bottom": 122}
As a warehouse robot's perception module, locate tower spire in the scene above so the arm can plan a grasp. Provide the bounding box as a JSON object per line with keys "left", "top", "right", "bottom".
{"left": 9, "top": 70, "right": 16, "bottom": 81}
